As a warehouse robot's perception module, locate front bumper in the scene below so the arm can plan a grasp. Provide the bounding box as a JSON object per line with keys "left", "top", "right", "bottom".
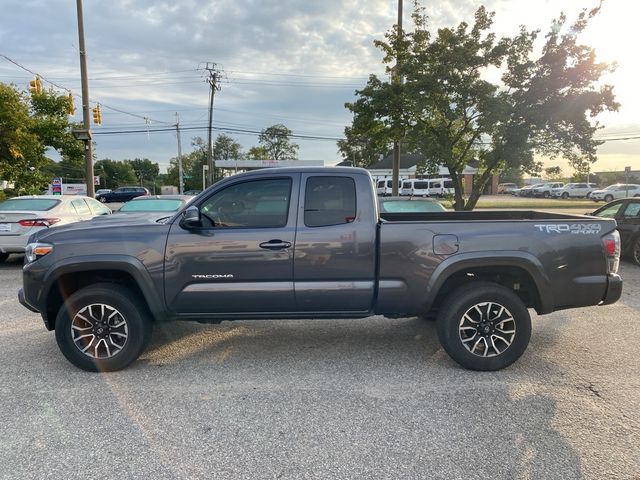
{"left": 18, "top": 288, "right": 39, "bottom": 312}
{"left": 601, "top": 273, "right": 623, "bottom": 305}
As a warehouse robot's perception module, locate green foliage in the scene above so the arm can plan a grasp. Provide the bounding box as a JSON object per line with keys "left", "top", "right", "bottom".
{"left": 345, "top": 4, "right": 618, "bottom": 210}
{"left": 213, "top": 134, "right": 243, "bottom": 161}
{"left": 94, "top": 159, "right": 137, "bottom": 190}
{"left": 337, "top": 126, "right": 391, "bottom": 167}
{"left": 126, "top": 158, "right": 159, "bottom": 184}
{"left": 0, "top": 83, "right": 86, "bottom": 194}
{"left": 246, "top": 146, "right": 270, "bottom": 160}
{"left": 544, "top": 166, "right": 563, "bottom": 180}
{"left": 256, "top": 124, "right": 298, "bottom": 160}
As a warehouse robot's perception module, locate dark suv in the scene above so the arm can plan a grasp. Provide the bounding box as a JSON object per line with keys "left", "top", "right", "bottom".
{"left": 97, "top": 186, "right": 149, "bottom": 203}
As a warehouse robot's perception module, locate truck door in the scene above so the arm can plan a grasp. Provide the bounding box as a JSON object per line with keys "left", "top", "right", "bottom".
{"left": 164, "top": 174, "right": 299, "bottom": 314}
{"left": 294, "top": 173, "right": 377, "bottom": 312}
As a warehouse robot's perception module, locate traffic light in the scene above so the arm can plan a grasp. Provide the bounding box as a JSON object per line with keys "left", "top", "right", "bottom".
{"left": 28, "top": 76, "right": 43, "bottom": 95}
{"left": 66, "top": 93, "right": 76, "bottom": 115}
{"left": 92, "top": 104, "right": 102, "bottom": 124}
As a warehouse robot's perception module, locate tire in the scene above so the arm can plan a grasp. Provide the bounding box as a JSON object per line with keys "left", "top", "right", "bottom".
{"left": 632, "top": 236, "right": 640, "bottom": 267}
{"left": 98, "top": 196, "right": 107, "bottom": 203}
{"left": 604, "top": 195, "right": 614, "bottom": 202}
{"left": 0, "top": 253, "right": 9, "bottom": 263}
{"left": 436, "top": 282, "right": 531, "bottom": 371}
{"left": 543, "top": 191, "right": 550, "bottom": 198}
{"left": 561, "top": 192, "right": 569, "bottom": 199}
{"left": 54, "top": 283, "right": 152, "bottom": 372}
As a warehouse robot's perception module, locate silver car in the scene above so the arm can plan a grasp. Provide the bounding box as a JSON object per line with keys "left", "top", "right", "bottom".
{"left": 0, "top": 195, "right": 111, "bottom": 262}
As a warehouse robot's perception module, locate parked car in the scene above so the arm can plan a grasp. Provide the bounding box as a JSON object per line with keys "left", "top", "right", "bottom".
{"left": 518, "top": 184, "right": 544, "bottom": 197}
{"left": 497, "top": 183, "right": 518, "bottom": 194}
{"left": 551, "top": 183, "right": 598, "bottom": 199}
{"left": 590, "top": 184, "right": 640, "bottom": 202}
{"left": 0, "top": 195, "right": 111, "bottom": 262}
{"left": 378, "top": 196, "right": 446, "bottom": 213}
{"left": 531, "top": 182, "right": 564, "bottom": 198}
{"left": 590, "top": 197, "right": 640, "bottom": 265}
{"left": 20, "top": 167, "right": 621, "bottom": 372}
{"left": 95, "top": 189, "right": 112, "bottom": 198}
{"left": 96, "top": 186, "right": 150, "bottom": 203}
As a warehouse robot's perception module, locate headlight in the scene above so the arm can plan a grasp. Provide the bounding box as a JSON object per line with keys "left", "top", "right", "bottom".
{"left": 25, "top": 243, "right": 53, "bottom": 263}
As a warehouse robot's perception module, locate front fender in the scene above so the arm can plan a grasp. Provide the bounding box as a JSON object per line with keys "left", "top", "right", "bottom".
{"left": 39, "top": 254, "right": 165, "bottom": 322}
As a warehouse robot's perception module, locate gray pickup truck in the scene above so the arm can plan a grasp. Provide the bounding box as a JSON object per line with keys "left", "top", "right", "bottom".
{"left": 19, "top": 167, "right": 622, "bottom": 372}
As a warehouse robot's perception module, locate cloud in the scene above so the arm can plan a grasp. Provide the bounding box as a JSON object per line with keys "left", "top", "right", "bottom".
{"left": 0, "top": 0, "right": 637, "bottom": 172}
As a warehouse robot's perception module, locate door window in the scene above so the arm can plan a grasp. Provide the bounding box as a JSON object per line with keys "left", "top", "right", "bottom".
{"left": 304, "top": 176, "right": 356, "bottom": 227}
{"left": 200, "top": 178, "right": 292, "bottom": 228}
{"left": 71, "top": 199, "right": 91, "bottom": 216}
{"left": 594, "top": 203, "right": 623, "bottom": 218}
{"left": 623, "top": 202, "right": 640, "bottom": 217}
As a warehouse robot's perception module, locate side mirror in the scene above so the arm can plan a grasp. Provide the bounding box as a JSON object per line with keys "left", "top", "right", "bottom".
{"left": 181, "top": 205, "right": 201, "bottom": 229}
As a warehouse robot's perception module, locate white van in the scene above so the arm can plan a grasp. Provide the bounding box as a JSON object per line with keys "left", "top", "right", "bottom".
{"left": 400, "top": 178, "right": 454, "bottom": 197}
{"left": 376, "top": 179, "right": 401, "bottom": 196}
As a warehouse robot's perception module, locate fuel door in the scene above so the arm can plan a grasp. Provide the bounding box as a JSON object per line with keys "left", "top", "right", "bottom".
{"left": 433, "top": 234, "right": 459, "bottom": 255}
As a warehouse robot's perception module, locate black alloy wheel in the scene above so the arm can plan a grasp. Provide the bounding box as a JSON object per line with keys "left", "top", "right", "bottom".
{"left": 55, "top": 283, "right": 152, "bottom": 372}
{"left": 437, "top": 282, "right": 531, "bottom": 371}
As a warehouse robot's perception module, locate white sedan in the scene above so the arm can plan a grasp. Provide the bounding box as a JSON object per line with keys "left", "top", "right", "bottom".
{"left": 0, "top": 195, "right": 111, "bottom": 262}
{"left": 590, "top": 184, "right": 640, "bottom": 202}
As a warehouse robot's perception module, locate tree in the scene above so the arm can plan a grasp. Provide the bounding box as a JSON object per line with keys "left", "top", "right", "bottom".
{"left": 165, "top": 137, "right": 208, "bottom": 190}
{"left": 246, "top": 146, "right": 270, "bottom": 160}
{"left": 345, "top": 4, "right": 618, "bottom": 209}
{"left": 126, "top": 158, "right": 159, "bottom": 185}
{"left": 256, "top": 124, "right": 298, "bottom": 160}
{"left": 0, "top": 83, "right": 88, "bottom": 194}
{"left": 337, "top": 126, "right": 391, "bottom": 167}
{"left": 544, "top": 166, "right": 563, "bottom": 180}
{"left": 213, "top": 134, "right": 242, "bottom": 161}
{"left": 94, "top": 159, "right": 137, "bottom": 190}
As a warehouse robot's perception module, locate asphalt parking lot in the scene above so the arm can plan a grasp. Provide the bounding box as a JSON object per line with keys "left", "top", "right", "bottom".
{"left": 1, "top": 255, "right": 639, "bottom": 479}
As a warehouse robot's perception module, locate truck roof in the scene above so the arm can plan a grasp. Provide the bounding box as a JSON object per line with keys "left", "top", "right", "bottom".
{"left": 223, "top": 166, "right": 371, "bottom": 178}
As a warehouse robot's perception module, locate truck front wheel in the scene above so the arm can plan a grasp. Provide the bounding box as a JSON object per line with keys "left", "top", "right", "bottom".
{"left": 54, "top": 283, "right": 152, "bottom": 372}
{"left": 436, "top": 282, "right": 531, "bottom": 371}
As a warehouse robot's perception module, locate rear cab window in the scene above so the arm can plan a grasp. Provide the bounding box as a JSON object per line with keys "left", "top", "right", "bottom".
{"left": 304, "top": 176, "right": 356, "bottom": 227}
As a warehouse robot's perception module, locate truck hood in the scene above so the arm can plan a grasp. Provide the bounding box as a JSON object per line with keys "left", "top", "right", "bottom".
{"left": 28, "top": 215, "right": 173, "bottom": 245}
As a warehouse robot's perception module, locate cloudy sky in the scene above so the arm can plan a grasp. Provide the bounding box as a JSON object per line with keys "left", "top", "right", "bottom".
{"left": 1, "top": 0, "right": 638, "bottom": 175}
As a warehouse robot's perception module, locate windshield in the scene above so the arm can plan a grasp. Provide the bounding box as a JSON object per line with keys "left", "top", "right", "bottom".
{"left": 119, "top": 199, "right": 184, "bottom": 212}
{"left": 0, "top": 198, "right": 60, "bottom": 211}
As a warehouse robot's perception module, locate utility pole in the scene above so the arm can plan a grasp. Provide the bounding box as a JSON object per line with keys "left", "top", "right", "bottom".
{"left": 204, "top": 63, "right": 222, "bottom": 187}
{"left": 175, "top": 112, "right": 184, "bottom": 194}
{"left": 76, "top": 0, "right": 94, "bottom": 197}
{"left": 391, "top": 0, "right": 403, "bottom": 196}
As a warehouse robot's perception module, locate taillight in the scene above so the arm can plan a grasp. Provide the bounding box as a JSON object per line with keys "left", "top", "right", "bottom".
{"left": 602, "top": 230, "right": 620, "bottom": 274}
{"left": 18, "top": 218, "right": 61, "bottom": 227}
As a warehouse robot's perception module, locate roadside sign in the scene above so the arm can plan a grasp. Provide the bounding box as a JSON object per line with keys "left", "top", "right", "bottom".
{"left": 625, "top": 166, "right": 631, "bottom": 173}
{"left": 93, "top": 175, "right": 100, "bottom": 185}
{"left": 51, "top": 177, "right": 62, "bottom": 196}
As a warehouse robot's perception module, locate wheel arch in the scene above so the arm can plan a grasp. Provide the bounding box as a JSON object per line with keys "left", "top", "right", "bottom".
{"left": 41, "top": 256, "right": 165, "bottom": 331}
{"left": 423, "top": 253, "right": 553, "bottom": 316}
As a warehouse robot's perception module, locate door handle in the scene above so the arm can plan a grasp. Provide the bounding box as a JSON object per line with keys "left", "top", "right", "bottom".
{"left": 259, "top": 240, "right": 292, "bottom": 250}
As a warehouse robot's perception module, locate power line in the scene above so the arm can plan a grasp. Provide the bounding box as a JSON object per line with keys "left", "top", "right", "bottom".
{"left": 0, "top": 52, "right": 172, "bottom": 125}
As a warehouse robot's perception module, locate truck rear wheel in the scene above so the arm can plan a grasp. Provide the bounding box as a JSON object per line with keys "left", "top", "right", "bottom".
{"left": 54, "top": 283, "right": 152, "bottom": 372}
{"left": 436, "top": 282, "right": 531, "bottom": 371}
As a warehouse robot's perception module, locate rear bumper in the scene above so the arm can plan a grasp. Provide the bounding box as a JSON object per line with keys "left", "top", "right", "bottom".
{"left": 601, "top": 273, "right": 623, "bottom": 305}
{"left": 0, "top": 235, "right": 29, "bottom": 253}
